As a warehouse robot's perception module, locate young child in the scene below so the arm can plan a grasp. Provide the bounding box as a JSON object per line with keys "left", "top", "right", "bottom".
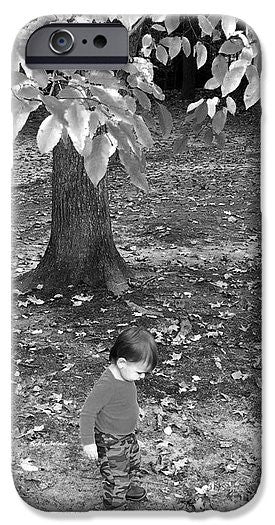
{"left": 80, "top": 326, "right": 158, "bottom": 510}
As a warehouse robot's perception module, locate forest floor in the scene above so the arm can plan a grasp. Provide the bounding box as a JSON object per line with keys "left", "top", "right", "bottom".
{"left": 12, "top": 93, "right": 261, "bottom": 513}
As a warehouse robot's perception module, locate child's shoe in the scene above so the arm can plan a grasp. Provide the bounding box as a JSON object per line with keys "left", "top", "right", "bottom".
{"left": 126, "top": 484, "right": 146, "bottom": 501}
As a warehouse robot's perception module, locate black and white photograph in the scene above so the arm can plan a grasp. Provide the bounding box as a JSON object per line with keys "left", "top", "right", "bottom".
{"left": 11, "top": 13, "right": 261, "bottom": 512}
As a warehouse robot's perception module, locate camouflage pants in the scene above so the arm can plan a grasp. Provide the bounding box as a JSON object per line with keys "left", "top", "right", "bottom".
{"left": 95, "top": 428, "right": 141, "bottom": 510}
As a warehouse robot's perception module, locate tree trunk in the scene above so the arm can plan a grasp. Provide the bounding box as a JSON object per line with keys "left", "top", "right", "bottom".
{"left": 19, "top": 139, "right": 131, "bottom": 295}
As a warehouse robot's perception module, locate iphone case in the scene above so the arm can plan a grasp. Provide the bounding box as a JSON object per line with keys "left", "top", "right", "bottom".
{"left": 12, "top": 14, "right": 261, "bottom": 512}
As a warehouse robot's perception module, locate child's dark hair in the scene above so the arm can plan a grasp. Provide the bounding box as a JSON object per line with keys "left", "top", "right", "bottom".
{"left": 109, "top": 326, "right": 158, "bottom": 371}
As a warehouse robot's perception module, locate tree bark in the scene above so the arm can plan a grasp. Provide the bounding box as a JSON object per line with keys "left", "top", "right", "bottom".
{"left": 19, "top": 139, "right": 131, "bottom": 295}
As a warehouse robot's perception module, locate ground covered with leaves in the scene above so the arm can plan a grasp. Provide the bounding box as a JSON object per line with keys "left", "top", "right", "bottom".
{"left": 12, "top": 93, "right": 261, "bottom": 512}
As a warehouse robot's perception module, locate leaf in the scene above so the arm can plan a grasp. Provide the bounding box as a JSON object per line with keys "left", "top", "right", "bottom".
{"left": 156, "top": 45, "right": 168, "bottom": 65}
{"left": 156, "top": 102, "right": 173, "bottom": 139}
{"left": 212, "top": 108, "right": 227, "bottom": 134}
{"left": 226, "top": 96, "right": 236, "bottom": 115}
{"left": 193, "top": 101, "right": 208, "bottom": 125}
{"left": 88, "top": 110, "right": 101, "bottom": 137}
{"left": 84, "top": 135, "right": 113, "bottom": 186}
{"left": 212, "top": 29, "right": 222, "bottom": 42}
{"left": 216, "top": 131, "right": 226, "bottom": 148}
{"left": 20, "top": 458, "right": 38, "bottom": 472}
{"left": 133, "top": 57, "right": 154, "bottom": 82}
{"left": 65, "top": 101, "right": 90, "bottom": 154}
{"left": 57, "top": 86, "right": 83, "bottom": 99}
{"left": 90, "top": 86, "right": 125, "bottom": 110}
{"left": 133, "top": 88, "right": 151, "bottom": 110}
{"left": 173, "top": 133, "right": 188, "bottom": 154}
{"left": 127, "top": 74, "right": 138, "bottom": 88}
{"left": 207, "top": 15, "right": 221, "bottom": 28}
{"left": 124, "top": 95, "right": 137, "bottom": 114}
{"left": 24, "top": 66, "right": 49, "bottom": 88}
{"left": 207, "top": 97, "right": 219, "bottom": 118}
{"left": 12, "top": 71, "right": 31, "bottom": 87}
{"left": 169, "top": 36, "right": 182, "bottom": 59}
{"left": 119, "top": 121, "right": 142, "bottom": 157}
{"left": 165, "top": 15, "right": 180, "bottom": 35}
{"left": 204, "top": 77, "right": 220, "bottom": 89}
{"left": 151, "top": 15, "right": 166, "bottom": 23}
{"left": 15, "top": 85, "right": 41, "bottom": 101}
{"left": 221, "top": 16, "right": 236, "bottom": 39}
{"left": 203, "top": 128, "right": 213, "bottom": 145}
{"left": 42, "top": 95, "right": 68, "bottom": 124}
{"left": 194, "top": 498, "right": 205, "bottom": 511}
{"left": 152, "top": 84, "right": 165, "bottom": 101}
{"left": 195, "top": 485, "right": 210, "bottom": 495}
{"left": 219, "top": 39, "right": 244, "bottom": 55}
{"left": 182, "top": 37, "right": 191, "bottom": 57}
{"left": 194, "top": 42, "right": 207, "bottom": 69}
{"left": 231, "top": 370, "right": 243, "bottom": 380}
{"left": 230, "top": 58, "right": 248, "bottom": 71}
{"left": 239, "top": 46, "right": 254, "bottom": 65}
{"left": 186, "top": 98, "right": 204, "bottom": 113}
{"left": 27, "top": 295, "right": 44, "bottom": 305}
{"left": 117, "top": 15, "right": 141, "bottom": 30}
{"left": 198, "top": 15, "right": 214, "bottom": 36}
{"left": 151, "top": 24, "right": 166, "bottom": 31}
{"left": 220, "top": 440, "right": 233, "bottom": 448}
{"left": 37, "top": 115, "right": 63, "bottom": 153}
{"left": 136, "top": 79, "right": 153, "bottom": 94}
{"left": 119, "top": 150, "right": 148, "bottom": 192}
{"left": 214, "top": 357, "right": 222, "bottom": 370}
{"left": 212, "top": 55, "right": 228, "bottom": 84}
{"left": 33, "top": 425, "right": 44, "bottom": 432}
{"left": 142, "top": 34, "right": 153, "bottom": 48}
{"left": 12, "top": 97, "right": 40, "bottom": 139}
{"left": 244, "top": 65, "right": 260, "bottom": 109}
{"left": 221, "top": 66, "right": 246, "bottom": 97}
{"left": 134, "top": 115, "right": 153, "bottom": 148}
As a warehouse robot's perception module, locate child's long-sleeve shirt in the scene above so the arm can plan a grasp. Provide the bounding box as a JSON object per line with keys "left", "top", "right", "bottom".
{"left": 80, "top": 368, "right": 140, "bottom": 445}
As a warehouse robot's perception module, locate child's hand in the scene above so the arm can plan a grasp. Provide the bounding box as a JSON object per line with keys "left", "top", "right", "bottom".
{"left": 83, "top": 444, "right": 98, "bottom": 461}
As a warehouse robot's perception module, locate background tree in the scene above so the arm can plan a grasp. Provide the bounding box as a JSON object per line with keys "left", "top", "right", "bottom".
{"left": 12, "top": 14, "right": 260, "bottom": 295}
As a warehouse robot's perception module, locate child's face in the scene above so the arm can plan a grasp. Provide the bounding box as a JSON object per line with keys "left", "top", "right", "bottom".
{"left": 117, "top": 359, "right": 150, "bottom": 382}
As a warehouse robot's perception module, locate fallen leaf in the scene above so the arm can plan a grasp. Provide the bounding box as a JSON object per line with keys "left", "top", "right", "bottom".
{"left": 195, "top": 484, "right": 210, "bottom": 495}
{"left": 27, "top": 295, "right": 45, "bottom": 305}
{"left": 61, "top": 363, "right": 75, "bottom": 372}
{"left": 219, "top": 440, "right": 233, "bottom": 448}
{"left": 173, "top": 458, "right": 188, "bottom": 472}
{"left": 52, "top": 403, "right": 63, "bottom": 412}
{"left": 20, "top": 458, "right": 38, "bottom": 472}
{"left": 189, "top": 334, "right": 202, "bottom": 341}
{"left": 231, "top": 370, "right": 243, "bottom": 380}
{"left": 72, "top": 294, "right": 94, "bottom": 302}
{"left": 214, "top": 357, "right": 222, "bottom": 370}
{"left": 194, "top": 497, "right": 205, "bottom": 511}
{"left": 18, "top": 301, "right": 29, "bottom": 308}
{"left": 33, "top": 425, "right": 44, "bottom": 432}
{"left": 225, "top": 463, "right": 237, "bottom": 472}
{"left": 212, "top": 280, "right": 228, "bottom": 289}
{"left": 172, "top": 352, "right": 182, "bottom": 360}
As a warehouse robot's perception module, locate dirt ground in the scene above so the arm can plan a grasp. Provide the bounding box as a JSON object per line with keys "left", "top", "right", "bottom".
{"left": 11, "top": 93, "right": 261, "bottom": 512}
